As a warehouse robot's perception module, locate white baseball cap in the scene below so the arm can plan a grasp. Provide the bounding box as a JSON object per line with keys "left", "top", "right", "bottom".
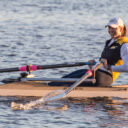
{"left": 105, "top": 17, "right": 124, "bottom": 28}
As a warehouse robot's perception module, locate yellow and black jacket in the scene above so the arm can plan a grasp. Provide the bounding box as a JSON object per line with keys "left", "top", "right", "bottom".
{"left": 101, "top": 37, "right": 128, "bottom": 81}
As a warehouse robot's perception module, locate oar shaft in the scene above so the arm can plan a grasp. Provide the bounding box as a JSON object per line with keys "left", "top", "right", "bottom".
{"left": 43, "top": 62, "right": 103, "bottom": 103}
{"left": 36, "top": 62, "right": 90, "bottom": 70}
{"left": 65, "top": 62, "right": 103, "bottom": 95}
{"left": 0, "top": 61, "right": 96, "bottom": 73}
{"left": 65, "top": 72, "right": 91, "bottom": 94}
{"left": 0, "top": 67, "right": 20, "bottom": 73}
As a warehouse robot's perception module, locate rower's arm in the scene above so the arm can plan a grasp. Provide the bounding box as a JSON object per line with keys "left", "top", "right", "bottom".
{"left": 112, "top": 43, "right": 128, "bottom": 72}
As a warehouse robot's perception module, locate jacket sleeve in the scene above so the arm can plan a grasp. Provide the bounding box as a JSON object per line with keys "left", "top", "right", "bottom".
{"left": 111, "top": 43, "right": 128, "bottom": 72}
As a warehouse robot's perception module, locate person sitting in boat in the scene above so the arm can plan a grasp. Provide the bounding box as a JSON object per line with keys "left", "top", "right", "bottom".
{"left": 49, "top": 17, "right": 128, "bottom": 87}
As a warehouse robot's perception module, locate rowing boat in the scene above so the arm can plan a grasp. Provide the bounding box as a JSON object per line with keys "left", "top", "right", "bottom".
{"left": 0, "top": 81, "right": 128, "bottom": 98}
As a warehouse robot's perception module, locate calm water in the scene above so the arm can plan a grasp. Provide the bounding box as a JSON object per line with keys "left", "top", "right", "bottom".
{"left": 0, "top": 0, "right": 128, "bottom": 127}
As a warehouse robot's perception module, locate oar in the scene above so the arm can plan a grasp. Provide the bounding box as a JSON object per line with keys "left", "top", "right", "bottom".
{"left": 45, "top": 62, "right": 103, "bottom": 102}
{"left": 0, "top": 61, "right": 96, "bottom": 73}
{"left": 10, "top": 62, "right": 103, "bottom": 110}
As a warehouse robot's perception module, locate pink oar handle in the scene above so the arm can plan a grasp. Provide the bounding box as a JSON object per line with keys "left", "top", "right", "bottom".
{"left": 86, "top": 70, "right": 93, "bottom": 77}
{"left": 19, "top": 65, "right": 37, "bottom": 72}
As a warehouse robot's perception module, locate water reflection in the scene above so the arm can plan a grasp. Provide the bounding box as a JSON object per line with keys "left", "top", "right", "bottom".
{"left": 80, "top": 97, "right": 128, "bottom": 128}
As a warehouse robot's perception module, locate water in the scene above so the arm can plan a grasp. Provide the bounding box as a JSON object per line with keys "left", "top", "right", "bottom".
{"left": 0, "top": 0, "right": 128, "bottom": 127}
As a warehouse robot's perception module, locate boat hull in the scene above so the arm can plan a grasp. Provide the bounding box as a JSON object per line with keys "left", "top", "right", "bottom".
{"left": 0, "top": 81, "right": 128, "bottom": 98}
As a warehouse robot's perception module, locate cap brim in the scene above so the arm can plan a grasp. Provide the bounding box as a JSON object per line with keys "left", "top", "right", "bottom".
{"left": 105, "top": 24, "right": 118, "bottom": 28}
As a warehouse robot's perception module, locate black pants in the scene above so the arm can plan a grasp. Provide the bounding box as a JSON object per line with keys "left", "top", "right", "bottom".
{"left": 48, "top": 69, "right": 113, "bottom": 87}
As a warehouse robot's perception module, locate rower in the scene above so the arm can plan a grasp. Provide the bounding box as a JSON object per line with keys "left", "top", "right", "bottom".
{"left": 49, "top": 17, "right": 128, "bottom": 87}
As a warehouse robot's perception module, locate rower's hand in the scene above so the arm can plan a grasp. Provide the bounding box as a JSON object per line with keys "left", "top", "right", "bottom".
{"left": 88, "top": 59, "right": 95, "bottom": 69}
{"left": 100, "top": 58, "right": 112, "bottom": 71}
{"left": 100, "top": 58, "right": 108, "bottom": 68}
